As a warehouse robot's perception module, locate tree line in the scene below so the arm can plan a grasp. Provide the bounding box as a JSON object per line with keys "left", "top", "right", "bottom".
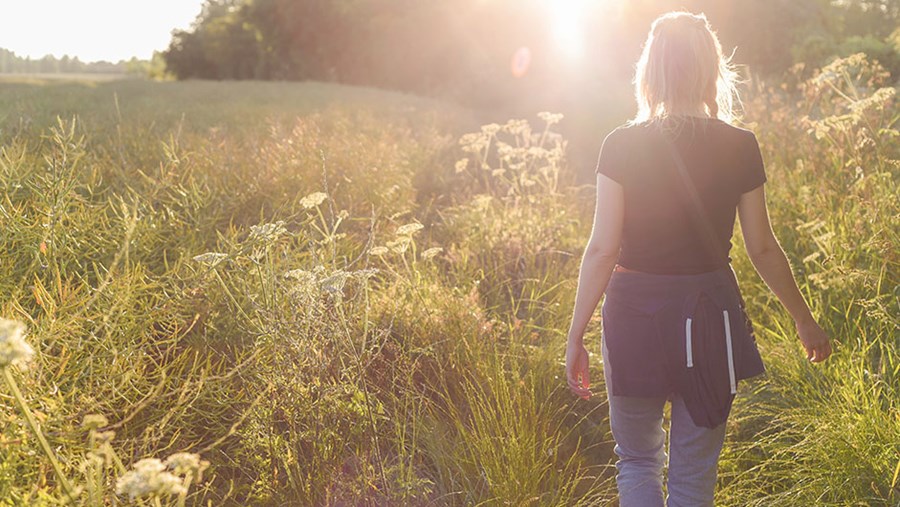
{"left": 162, "top": 0, "right": 900, "bottom": 104}
{"left": 0, "top": 48, "right": 133, "bottom": 74}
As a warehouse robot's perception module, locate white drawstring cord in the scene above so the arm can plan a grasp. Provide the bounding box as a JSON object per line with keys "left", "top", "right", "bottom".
{"left": 685, "top": 317, "right": 693, "bottom": 368}
{"left": 685, "top": 308, "right": 738, "bottom": 394}
{"left": 723, "top": 310, "right": 737, "bottom": 394}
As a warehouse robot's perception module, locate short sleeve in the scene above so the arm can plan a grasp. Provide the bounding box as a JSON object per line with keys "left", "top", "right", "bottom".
{"left": 595, "top": 128, "right": 627, "bottom": 185}
{"left": 740, "top": 132, "right": 767, "bottom": 193}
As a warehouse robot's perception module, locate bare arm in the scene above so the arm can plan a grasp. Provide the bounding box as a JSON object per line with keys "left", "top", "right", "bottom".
{"left": 565, "top": 173, "right": 623, "bottom": 398}
{"left": 737, "top": 185, "right": 832, "bottom": 362}
{"left": 567, "top": 173, "right": 624, "bottom": 342}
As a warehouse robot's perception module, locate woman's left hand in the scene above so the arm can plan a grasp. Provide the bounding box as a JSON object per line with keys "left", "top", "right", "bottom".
{"left": 565, "top": 338, "right": 592, "bottom": 400}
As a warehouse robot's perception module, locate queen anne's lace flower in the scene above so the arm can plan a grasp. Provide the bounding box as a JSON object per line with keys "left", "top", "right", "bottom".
{"left": 165, "top": 452, "right": 209, "bottom": 476}
{"left": 480, "top": 123, "right": 501, "bottom": 136}
{"left": 537, "top": 112, "right": 564, "bottom": 125}
{"left": 116, "top": 458, "right": 186, "bottom": 500}
{"left": 0, "top": 319, "right": 33, "bottom": 368}
{"left": 300, "top": 192, "right": 328, "bottom": 209}
{"left": 249, "top": 221, "right": 287, "bottom": 242}
{"left": 395, "top": 223, "right": 424, "bottom": 236}
{"left": 421, "top": 247, "right": 443, "bottom": 260}
{"left": 81, "top": 414, "right": 108, "bottom": 430}
{"left": 320, "top": 271, "right": 349, "bottom": 294}
{"left": 283, "top": 269, "right": 316, "bottom": 285}
{"left": 386, "top": 238, "right": 411, "bottom": 254}
{"left": 192, "top": 252, "right": 228, "bottom": 266}
{"left": 503, "top": 119, "right": 529, "bottom": 135}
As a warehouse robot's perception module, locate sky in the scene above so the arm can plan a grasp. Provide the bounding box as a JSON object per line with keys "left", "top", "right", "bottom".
{"left": 0, "top": 1, "right": 206, "bottom": 62}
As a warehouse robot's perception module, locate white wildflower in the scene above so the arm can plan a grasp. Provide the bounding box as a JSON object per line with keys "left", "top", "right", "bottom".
{"left": 459, "top": 133, "right": 489, "bottom": 153}
{"left": 537, "top": 112, "right": 564, "bottom": 125}
{"left": 496, "top": 143, "right": 515, "bottom": 160}
{"left": 480, "top": 123, "right": 501, "bottom": 136}
{"left": 116, "top": 458, "right": 186, "bottom": 500}
{"left": 249, "top": 221, "right": 287, "bottom": 242}
{"left": 283, "top": 269, "right": 315, "bottom": 283}
{"left": 283, "top": 270, "right": 318, "bottom": 298}
{"left": 300, "top": 192, "right": 328, "bottom": 209}
{"left": 459, "top": 132, "right": 482, "bottom": 147}
{"left": 421, "top": 247, "right": 443, "bottom": 260}
{"left": 527, "top": 146, "right": 548, "bottom": 157}
{"left": 368, "top": 246, "right": 389, "bottom": 256}
{"left": 320, "top": 271, "right": 349, "bottom": 294}
{"left": 165, "top": 452, "right": 209, "bottom": 476}
{"left": 386, "top": 238, "right": 411, "bottom": 254}
{"left": 503, "top": 119, "right": 530, "bottom": 135}
{"left": 81, "top": 414, "right": 108, "bottom": 430}
{"left": 0, "top": 319, "right": 33, "bottom": 368}
{"left": 813, "top": 69, "right": 837, "bottom": 85}
{"left": 454, "top": 159, "right": 469, "bottom": 173}
{"left": 192, "top": 252, "right": 228, "bottom": 267}
{"left": 395, "top": 223, "right": 424, "bottom": 236}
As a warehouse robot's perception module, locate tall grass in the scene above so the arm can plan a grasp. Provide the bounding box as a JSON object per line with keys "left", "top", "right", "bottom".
{"left": 0, "top": 55, "right": 896, "bottom": 505}
{"left": 717, "top": 54, "right": 899, "bottom": 506}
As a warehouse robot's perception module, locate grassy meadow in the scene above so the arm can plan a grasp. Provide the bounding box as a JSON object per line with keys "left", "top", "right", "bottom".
{"left": 0, "top": 55, "right": 897, "bottom": 506}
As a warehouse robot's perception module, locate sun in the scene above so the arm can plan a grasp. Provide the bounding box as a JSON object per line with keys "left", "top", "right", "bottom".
{"left": 547, "top": 0, "right": 588, "bottom": 59}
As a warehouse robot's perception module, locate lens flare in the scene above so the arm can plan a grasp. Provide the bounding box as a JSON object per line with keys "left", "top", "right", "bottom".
{"left": 511, "top": 46, "right": 532, "bottom": 77}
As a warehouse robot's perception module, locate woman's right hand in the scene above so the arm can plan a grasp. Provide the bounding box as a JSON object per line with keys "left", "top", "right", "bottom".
{"left": 796, "top": 318, "right": 832, "bottom": 363}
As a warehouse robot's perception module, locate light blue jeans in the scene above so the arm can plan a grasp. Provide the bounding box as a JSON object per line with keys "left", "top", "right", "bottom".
{"left": 602, "top": 331, "right": 727, "bottom": 507}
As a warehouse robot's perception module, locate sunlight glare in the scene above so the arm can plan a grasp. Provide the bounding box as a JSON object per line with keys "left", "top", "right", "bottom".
{"left": 549, "top": 0, "right": 587, "bottom": 59}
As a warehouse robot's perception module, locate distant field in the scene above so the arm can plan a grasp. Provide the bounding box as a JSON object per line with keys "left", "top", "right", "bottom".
{"left": 0, "top": 62, "right": 897, "bottom": 506}
{"left": 0, "top": 78, "right": 484, "bottom": 137}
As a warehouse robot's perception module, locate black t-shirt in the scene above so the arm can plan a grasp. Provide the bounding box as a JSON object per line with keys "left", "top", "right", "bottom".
{"left": 595, "top": 118, "right": 767, "bottom": 275}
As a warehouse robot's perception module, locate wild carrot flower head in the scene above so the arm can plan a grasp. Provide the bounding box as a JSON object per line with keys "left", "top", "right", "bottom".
{"left": 115, "top": 458, "right": 186, "bottom": 500}
{"left": 421, "top": 247, "right": 443, "bottom": 260}
{"left": 395, "top": 222, "right": 424, "bottom": 236}
{"left": 480, "top": 123, "right": 502, "bottom": 136}
{"left": 386, "top": 237, "right": 411, "bottom": 254}
{"left": 537, "top": 112, "right": 564, "bottom": 125}
{"left": 192, "top": 252, "right": 228, "bottom": 267}
{"left": 249, "top": 221, "right": 287, "bottom": 242}
{"left": 0, "top": 319, "right": 33, "bottom": 368}
{"left": 81, "top": 414, "right": 109, "bottom": 430}
{"left": 165, "top": 452, "right": 210, "bottom": 476}
{"left": 300, "top": 192, "right": 328, "bottom": 209}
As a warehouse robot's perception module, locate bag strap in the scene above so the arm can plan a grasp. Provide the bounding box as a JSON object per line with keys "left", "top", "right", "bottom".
{"left": 657, "top": 125, "right": 760, "bottom": 347}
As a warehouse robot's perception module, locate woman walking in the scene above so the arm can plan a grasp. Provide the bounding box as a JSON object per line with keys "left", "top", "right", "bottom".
{"left": 564, "top": 11, "right": 832, "bottom": 506}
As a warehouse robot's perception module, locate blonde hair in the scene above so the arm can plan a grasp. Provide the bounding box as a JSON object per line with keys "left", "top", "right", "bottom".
{"left": 633, "top": 11, "right": 740, "bottom": 124}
